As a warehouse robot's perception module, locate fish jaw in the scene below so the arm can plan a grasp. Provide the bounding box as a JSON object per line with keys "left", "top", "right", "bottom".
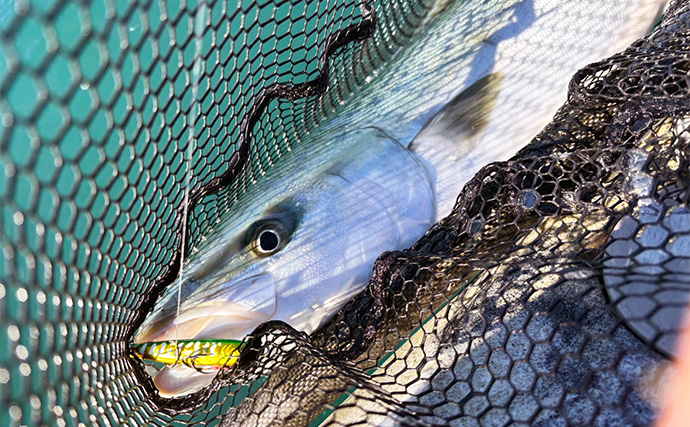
{"left": 135, "top": 273, "right": 277, "bottom": 343}
{"left": 153, "top": 365, "right": 216, "bottom": 398}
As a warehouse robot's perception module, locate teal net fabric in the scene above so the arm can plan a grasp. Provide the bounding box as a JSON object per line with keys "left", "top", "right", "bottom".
{"left": 1, "top": 0, "right": 689, "bottom": 425}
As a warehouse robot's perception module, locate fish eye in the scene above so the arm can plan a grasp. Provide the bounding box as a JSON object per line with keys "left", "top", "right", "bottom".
{"left": 248, "top": 220, "right": 290, "bottom": 257}
{"left": 258, "top": 229, "right": 279, "bottom": 252}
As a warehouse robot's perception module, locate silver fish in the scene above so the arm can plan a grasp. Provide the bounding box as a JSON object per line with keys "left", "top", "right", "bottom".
{"left": 135, "top": 0, "right": 668, "bottom": 396}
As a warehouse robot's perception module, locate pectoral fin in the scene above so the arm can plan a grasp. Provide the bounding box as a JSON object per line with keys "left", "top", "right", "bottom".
{"left": 409, "top": 71, "right": 503, "bottom": 220}
{"left": 409, "top": 71, "right": 503, "bottom": 156}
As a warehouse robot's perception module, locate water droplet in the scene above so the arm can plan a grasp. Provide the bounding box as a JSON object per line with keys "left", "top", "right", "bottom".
{"left": 15, "top": 345, "right": 28, "bottom": 360}
{"left": 19, "top": 363, "right": 31, "bottom": 376}
{"left": 9, "top": 405, "right": 21, "bottom": 421}
{"left": 13, "top": 212, "right": 24, "bottom": 226}
{"left": 2, "top": 113, "right": 14, "bottom": 127}
{"left": 16, "top": 287, "right": 27, "bottom": 302}
{"left": 7, "top": 325, "right": 19, "bottom": 341}
{"left": 522, "top": 190, "right": 538, "bottom": 208}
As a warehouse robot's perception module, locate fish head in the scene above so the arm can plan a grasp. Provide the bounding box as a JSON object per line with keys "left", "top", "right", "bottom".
{"left": 134, "top": 128, "right": 435, "bottom": 345}
{"left": 133, "top": 192, "right": 305, "bottom": 344}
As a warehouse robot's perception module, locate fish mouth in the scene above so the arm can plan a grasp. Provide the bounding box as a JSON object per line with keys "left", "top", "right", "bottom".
{"left": 134, "top": 273, "right": 277, "bottom": 344}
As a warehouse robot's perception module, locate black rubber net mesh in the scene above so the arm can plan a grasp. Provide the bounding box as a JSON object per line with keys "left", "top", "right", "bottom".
{"left": 1, "top": 0, "right": 689, "bottom": 426}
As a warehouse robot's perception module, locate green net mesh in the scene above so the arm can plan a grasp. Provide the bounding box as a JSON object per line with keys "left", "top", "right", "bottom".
{"left": 1, "top": 0, "right": 689, "bottom": 425}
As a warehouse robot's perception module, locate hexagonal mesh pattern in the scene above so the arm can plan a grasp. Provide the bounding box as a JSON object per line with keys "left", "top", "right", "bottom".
{"left": 1, "top": 0, "right": 689, "bottom": 426}
{"left": 0, "top": 0, "right": 425, "bottom": 424}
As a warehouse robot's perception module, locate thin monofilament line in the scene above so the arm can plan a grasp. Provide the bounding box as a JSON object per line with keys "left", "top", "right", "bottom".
{"left": 174, "top": 3, "right": 208, "bottom": 361}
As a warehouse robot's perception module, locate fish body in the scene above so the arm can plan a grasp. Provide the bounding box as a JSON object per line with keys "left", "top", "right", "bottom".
{"left": 136, "top": 0, "right": 668, "bottom": 396}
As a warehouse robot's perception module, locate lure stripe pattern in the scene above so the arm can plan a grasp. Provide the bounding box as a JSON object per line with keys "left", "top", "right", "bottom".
{"left": 132, "top": 340, "right": 244, "bottom": 371}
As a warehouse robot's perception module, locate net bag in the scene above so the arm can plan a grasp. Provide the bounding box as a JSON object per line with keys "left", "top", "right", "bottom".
{"left": 0, "top": 0, "right": 688, "bottom": 426}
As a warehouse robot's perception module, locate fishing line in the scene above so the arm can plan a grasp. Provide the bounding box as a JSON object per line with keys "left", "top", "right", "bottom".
{"left": 173, "top": 2, "right": 208, "bottom": 363}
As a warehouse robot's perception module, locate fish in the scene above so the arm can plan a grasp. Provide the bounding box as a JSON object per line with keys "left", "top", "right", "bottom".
{"left": 136, "top": 128, "right": 437, "bottom": 396}
{"left": 134, "top": 0, "right": 668, "bottom": 397}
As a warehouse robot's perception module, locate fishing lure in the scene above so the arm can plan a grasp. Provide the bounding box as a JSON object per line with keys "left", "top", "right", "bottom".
{"left": 131, "top": 339, "right": 244, "bottom": 371}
